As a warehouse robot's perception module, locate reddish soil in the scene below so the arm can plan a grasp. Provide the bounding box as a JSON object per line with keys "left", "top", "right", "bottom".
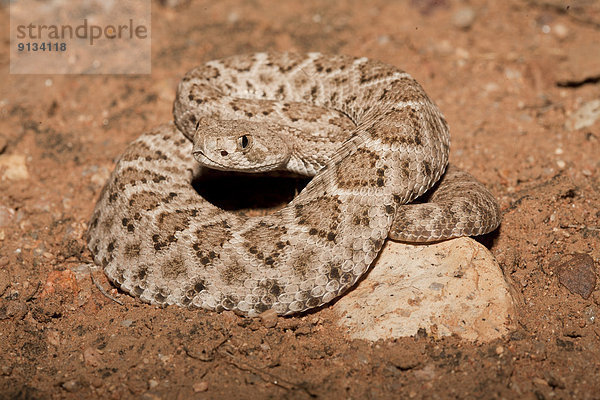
{"left": 1, "top": 0, "right": 599, "bottom": 398}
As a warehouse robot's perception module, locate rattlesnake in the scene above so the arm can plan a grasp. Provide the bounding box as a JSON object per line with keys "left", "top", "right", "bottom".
{"left": 87, "top": 52, "right": 501, "bottom": 317}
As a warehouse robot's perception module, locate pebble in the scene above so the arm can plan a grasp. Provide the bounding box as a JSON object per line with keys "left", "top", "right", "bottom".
{"left": 553, "top": 23, "right": 569, "bottom": 40}
{"left": 83, "top": 347, "right": 103, "bottom": 367}
{"left": 0, "top": 300, "right": 28, "bottom": 320}
{"left": 40, "top": 270, "right": 80, "bottom": 298}
{"left": 0, "top": 269, "right": 10, "bottom": 296}
{"left": 193, "top": 382, "right": 209, "bottom": 392}
{"left": 333, "top": 237, "right": 515, "bottom": 342}
{"left": 565, "top": 99, "right": 600, "bottom": 131}
{"left": 414, "top": 364, "right": 436, "bottom": 381}
{"left": 1, "top": 365, "right": 13, "bottom": 376}
{"left": 258, "top": 309, "right": 278, "bottom": 328}
{"left": 121, "top": 319, "right": 134, "bottom": 327}
{"left": 556, "top": 253, "right": 597, "bottom": 299}
{"left": 0, "top": 154, "right": 29, "bottom": 180}
{"left": 452, "top": 7, "right": 476, "bottom": 30}
{"left": 61, "top": 380, "right": 81, "bottom": 392}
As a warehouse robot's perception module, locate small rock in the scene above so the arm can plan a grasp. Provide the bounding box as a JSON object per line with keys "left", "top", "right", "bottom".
{"left": 388, "top": 353, "right": 421, "bottom": 371}
{"left": 452, "top": 7, "right": 476, "bottom": 30}
{"left": 259, "top": 308, "right": 278, "bottom": 328}
{"left": 1, "top": 364, "right": 13, "bottom": 376}
{"left": 193, "top": 381, "right": 209, "bottom": 392}
{"left": 0, "top": 154, "right": 29, "bottom": 180}
{"left": 83, "top": 347, "right": 103, "bottom": 367}
{"left": 556, "top": 253, "right": 597, "bottom": 299}
{"left": 62, "top": 380, "right": 81, "bottom": 392}
{"left": 0, "top": 300, "right": 28, "bottom": 320}
{"left": 0, "top": 269, "right": 10, "bottom": 296}
{"left": 89, "top": 167, "right": 110, "bottom": 187}
{"left": 333, "top": 237, "right": 515, "bottom": 342}
{"left": 40, "top": 269, "right": 80, "bottom": 298}
{"left": 544, "top": 371, "right": 566, "bottom": 389}
{"left": 46, "top": 330, "right": 61, "bottom": 347}
{"left": 553, "top": 23, "right": 569, "bottom": 40}
{"left": 148, "top": 379, "right": 159, "bottom": 389}
{"left": 121, "top": 319, "right": 134, "bottom": 327}
{"left": 414, "top": 364, "right": 436, "bottom": 381}
{"left": 565, "top": 99, "right": 600, "bottom": 131}
{"left": 90, "top": 377, "right": 103, "bottom": 388}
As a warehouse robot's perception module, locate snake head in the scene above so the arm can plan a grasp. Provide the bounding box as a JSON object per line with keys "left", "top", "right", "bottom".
{"left": 192, "top": 118, "right": 291, "bottom": 172}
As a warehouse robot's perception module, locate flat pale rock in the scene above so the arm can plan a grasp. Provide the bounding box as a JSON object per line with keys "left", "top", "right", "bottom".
{"left": 333, "top": 237, "right": 515, "bottom": 342}
{"left": 565, "top": 99, "right": 600, "bottom": 131}
{"left": 0, "top": 154, "right": 29, "bottom": 181}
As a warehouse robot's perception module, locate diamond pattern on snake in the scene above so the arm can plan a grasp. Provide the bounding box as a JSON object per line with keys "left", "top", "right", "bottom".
{"left": 87, "top": 52, "right": 501, "bottom": 317}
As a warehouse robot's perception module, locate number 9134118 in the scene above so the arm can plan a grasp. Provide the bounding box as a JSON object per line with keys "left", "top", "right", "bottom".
{"left": 17, "top": 42, "right": 67, "bottom": 52}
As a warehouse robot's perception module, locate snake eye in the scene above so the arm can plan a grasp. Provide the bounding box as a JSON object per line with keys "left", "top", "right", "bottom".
{"left": 237, "top": 135, "right": 250, "bottom": 150}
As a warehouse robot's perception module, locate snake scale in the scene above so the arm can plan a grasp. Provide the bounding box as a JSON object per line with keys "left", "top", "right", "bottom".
{"left": 87, "top": 52, "right": 501, "bottom": 317}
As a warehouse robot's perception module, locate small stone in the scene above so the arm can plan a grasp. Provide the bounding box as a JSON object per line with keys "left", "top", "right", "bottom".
{"left": 388, "top": 353, "right": 421, "bottom": 371}
{"left": 62, "top": 380, "right": 81, "bottom": 392}
{"left": 90, "top": 378, "right": 103, "bottom": 388}
{"left": 90, "top": 167, "right": 110, "bottom": 187}
{"left": 83, "top": 347, "right": 103, "bottom": 367}
{"left": 0, "top": 269, "right": 10, "bottom": 296}
{"left": 377, "top": 35, "right": 390, "bottom": 45}
{"left": 121, "top": 319, "right": 134, "bottom": 327}
{"left": 193, "top": 381, "right": 209, "bottom": 392}
{"left": 0, "top": 300, "right": 28, "bottom": 320}
{"left": 148, "top": 379, "right": 159, "bottom": 389}
{"left": 414, "top": 364, "right": 436, "bottom": 381}
{"left": 556, "top": 253, "right": 596, "bottom": 299}
{"left": 452, "top": 7, "right": 476, "bottom": 30}
{"left": 47, "top": 330, "right": 61, "bottom": 347}
{"left": 260, "top": 342, "right": 271, "bottom": 351}
{"left": 553, "top": 23, "right": 569, "bottom": 40}
{"left": 40, "top": 270, "right": 80, "bottom": 298}
{"left": 565, "top": 99, "right": 600, "bottom": 131}
{"left": 544, "top": 372, "right": 566, "bottom": 389}
{"left": 1, "top": 364, "right": 13, "bottom": 376}
{"left": 259, "top": 309, "right": 278, "bottom": 328}
{"left": 495, "top": 346, "right": 504, "bottom": 355}
{"left": 0, "top": 154, "right": 29, "bottom": 180}
{"left": 434, "top": 40, "right": 454, "bottom": 56}
{"left": 532, "top": 377, "right": 548, "bottom": 387}
{"left": 556, "top": 160, "right": 566, "bottom": 169}
{"left": 333, "top": 238, "right": 515, "bottom": 342}
{"left": 0, "top": 206, "right": 15, "bottom": 228}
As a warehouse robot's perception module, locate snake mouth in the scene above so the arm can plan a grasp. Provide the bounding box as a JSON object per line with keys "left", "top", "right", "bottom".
{"left": 193, "top": 150, "right": 232, "bottom": 171}
{"left": 193, "top": 149, "right": 286, "bottom": 173}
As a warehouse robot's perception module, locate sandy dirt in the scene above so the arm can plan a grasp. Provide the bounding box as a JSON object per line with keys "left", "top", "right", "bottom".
{"left": 1, "top": 0, "right": 600, "bottom": 398}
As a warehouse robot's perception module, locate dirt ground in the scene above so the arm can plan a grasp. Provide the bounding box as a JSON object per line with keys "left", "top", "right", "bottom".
{"left": 1, "top": 0, "right": 600, "bottom": 398}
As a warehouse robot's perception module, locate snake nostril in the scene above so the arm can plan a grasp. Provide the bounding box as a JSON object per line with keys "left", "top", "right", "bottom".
{"left": 221, "top": 150, "right": 228, "bottom": 156}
